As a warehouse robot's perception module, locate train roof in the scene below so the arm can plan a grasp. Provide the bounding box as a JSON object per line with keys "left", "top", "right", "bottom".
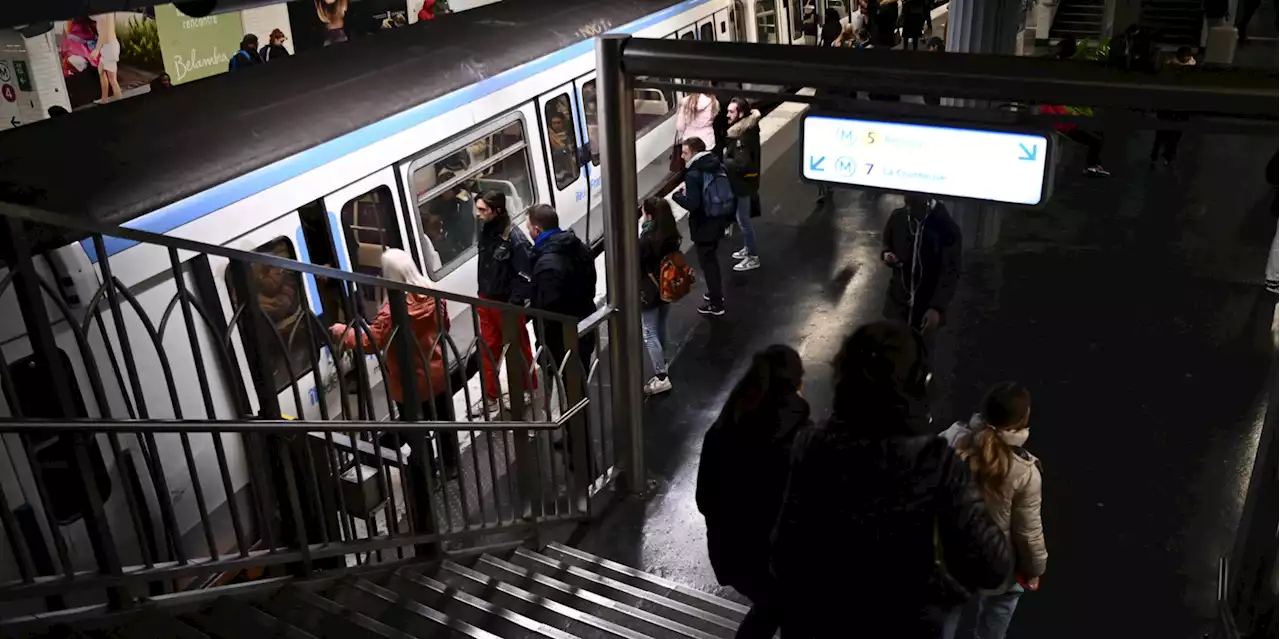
{"left": 0, "top": 0, "right": 700, "bottom": 255}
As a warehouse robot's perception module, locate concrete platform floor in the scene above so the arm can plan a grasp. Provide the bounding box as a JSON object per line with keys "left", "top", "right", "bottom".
{"left": 574, "top": 118, "right": 1278, "bottom": 636}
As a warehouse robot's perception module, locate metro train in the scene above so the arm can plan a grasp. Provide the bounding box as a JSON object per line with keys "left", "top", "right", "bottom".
{"left": 0, "top": 0, "right": 816, "bottom": 607}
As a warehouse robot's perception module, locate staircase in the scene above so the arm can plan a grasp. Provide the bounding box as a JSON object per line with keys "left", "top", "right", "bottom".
{"left": 35, "top": 544, "right": 748, "bottom": 639}
{"left": 1049, "top": 0, "right": 1106, "bottom": 41}
{"left": 1140, "top": 0, "right": 1203, "bottom": 46}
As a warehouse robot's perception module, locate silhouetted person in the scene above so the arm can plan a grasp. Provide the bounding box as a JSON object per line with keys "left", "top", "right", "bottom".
{"left": 47, "top": 105, "right": 69, "bottom": 118}
{"left": 698, "top": 346, "right": 811, "bottom": 639}
{"left": 771, "top": 321, "right": 1011, "bottom": 638}
{"left": 881, "top": 194, "right": 961, "bottom": 362}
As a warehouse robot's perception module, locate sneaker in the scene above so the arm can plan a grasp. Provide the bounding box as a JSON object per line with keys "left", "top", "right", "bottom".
{"left": 732, "top": 247, "right": 750, "bottom": 260}
{"left": 703, "top": 293, "right": 712, "bottom": 302}
{"left": 643, "top": 376, "right": 672, "bottom": 396}
{"left": 697, "top": 301, "right": 725, "bottom": 316}
{"left": 1266, "top": 280, "right": 1278, "bottom": 294}
{"left": 469, "top": 396, "right": 502, "bottom": 419}
{"left": 1084, "top": 165, "right": 1112, "bottom": 177}
{"left": 733, "top": 256, "right": 761, "bottom": 272}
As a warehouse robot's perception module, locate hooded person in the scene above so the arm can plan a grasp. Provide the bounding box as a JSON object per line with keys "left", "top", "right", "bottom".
{"left": 771, "top": 321, "right": 1011, "bottom": 639}
{"left": 881, "top": 194, "right": 962, "bottom": 364}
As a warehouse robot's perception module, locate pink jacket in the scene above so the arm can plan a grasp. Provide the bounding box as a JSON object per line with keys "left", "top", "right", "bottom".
{"left": 676, "top": 94, "right": 718, "bottom": 152}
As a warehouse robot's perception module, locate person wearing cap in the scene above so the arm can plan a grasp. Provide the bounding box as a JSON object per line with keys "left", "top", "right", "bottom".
{"left": 228, "top": 34, "right": 262, "bottom": 71}
{"left": 260, "top": 29, "right": 291, "bottom": 62}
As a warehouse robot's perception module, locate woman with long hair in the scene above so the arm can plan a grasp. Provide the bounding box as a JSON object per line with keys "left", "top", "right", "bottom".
{"left": 676, "top": 85, "right": 719, "bottom": 158}
{"left": 473, "top": 189, "right": 537, "bottom": 416}
{"left": 638, "top": 197, "right": 682, "bottom": 395}
{"left": 771, "top": 321, "right": 1010, "bottom": 638}
{"left": 697, "top": 345, "right": 809, "bottom": 639}
{"left": 940, "top": 382, "right": 1046, "bottom": 639}
{"left": 314, "top": 0, "right": 350, "bottom": 46}
{"left": 329, "top": 249, "right": 459, "bottom": 477}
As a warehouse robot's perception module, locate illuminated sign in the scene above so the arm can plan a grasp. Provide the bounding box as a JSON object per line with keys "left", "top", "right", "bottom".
{"left": 800, "top": 114, "right": 1053, "bottom": 206}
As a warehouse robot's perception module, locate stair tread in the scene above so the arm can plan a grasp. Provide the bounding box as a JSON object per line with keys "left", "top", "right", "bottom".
{"left": 390, "top": 570, "right": 580, "bottom": 639}
{"left": 105, "top": 610, "right": 214, "bottom": 639}
{"left": 337, "top": 576, "right": 510, "bottom": 639}
{"left": 194, "top": 596, "right": 321, "bottom": 639}
{"left": 266, "top": 586, "right": 414, "bottom": 639}
{"left": 434, "top": 560, "right": 656, "bottom": 639}
{"left": 544, "top": 544, "right": 747, "bottom": 621}
{"left": 478, "top": 554, "right": 722, "bottom": 639}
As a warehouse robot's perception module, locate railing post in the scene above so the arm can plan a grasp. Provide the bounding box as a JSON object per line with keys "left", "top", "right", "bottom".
{"left": 388, "top": 289, "right": 440, "bottom": 559}
{"left": 507, "top": 312, "right": 543, "bottom": 520}
{"left": 561, "top": 321, "right": 591, "bottom": 514}
{"left": 0, "top": 219, "right": 127, "bottom": 608}
{"left": 596, "top": 34, "right": 645, "bottom": 493}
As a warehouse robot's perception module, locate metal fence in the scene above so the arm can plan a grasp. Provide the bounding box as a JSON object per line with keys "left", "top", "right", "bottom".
{"left": 0, "top": 204, "right": 621, "bottom": 618}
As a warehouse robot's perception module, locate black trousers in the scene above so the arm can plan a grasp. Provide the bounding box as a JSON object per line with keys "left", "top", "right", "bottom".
{"left": 1065, "top": 129, "right": 1104, "bottom": 167}
{"left": 1150, "top": 129, "right": 1183, "bottom": 162}
{"left": 695, "top": 240, "right": 725, "bottom": 303}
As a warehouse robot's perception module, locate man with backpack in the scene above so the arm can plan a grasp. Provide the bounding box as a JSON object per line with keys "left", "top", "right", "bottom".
{"left": 673, "top": 136, "right": 735, "bottom": 316}
{"left": 527, "top": 204, "right": 597, "bottom": 379}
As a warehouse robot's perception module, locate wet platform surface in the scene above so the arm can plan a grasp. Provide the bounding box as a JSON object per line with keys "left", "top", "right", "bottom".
{"left": 575, "top": 107, "right": 1278, "bottom": 635}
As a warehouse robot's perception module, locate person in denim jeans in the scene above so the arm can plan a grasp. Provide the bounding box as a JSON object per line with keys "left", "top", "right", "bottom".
{"left": 722, "top": 97, "right": 763, "bottom": 272}
{"left": 940, "top": 382, "right": 1047, "bottom": 639}
{"left": 638, "top": 197, "right": 682, "bottom": 395}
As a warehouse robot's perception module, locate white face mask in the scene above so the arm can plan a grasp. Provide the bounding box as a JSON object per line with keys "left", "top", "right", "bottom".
{"left": 998, "top": 428, "right": 1030, "bottom": 447}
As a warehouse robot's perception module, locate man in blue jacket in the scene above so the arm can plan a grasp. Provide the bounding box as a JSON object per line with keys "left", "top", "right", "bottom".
{"left": 673, "top": 137, "right": 730, "bottom": 316}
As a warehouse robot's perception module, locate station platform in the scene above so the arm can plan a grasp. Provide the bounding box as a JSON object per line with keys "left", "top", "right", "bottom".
{"left": 573, "top": 115, "right": 1278, "bottom": 635}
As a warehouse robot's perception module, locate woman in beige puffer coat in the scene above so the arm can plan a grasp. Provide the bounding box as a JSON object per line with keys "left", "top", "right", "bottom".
{"left": 940, "top": 382, "right": 1047, "bottom": 639}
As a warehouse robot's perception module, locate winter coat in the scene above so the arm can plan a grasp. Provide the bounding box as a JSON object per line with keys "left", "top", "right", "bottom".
{"left": 941, "top": 416, "right": 1048, "bottom": 591}
{"left": 676, "top": 94, "right": 718, "bottom": 153}
{"left": 476, "top": 220, "right": 533, "bottom": 305}
{"left": 337, "top": 294, "right": 449, "bottom": 404}
{"left": 882, "top": 202, "right": 962, "bottom": 321}
{"left": 772, "top": 416, "right": 1012, "bottom": 636}
{"left": 259, "top": 43, "right": 290, "bottom": 62}
{"left": 697, "top": 392, "right": 811, "bottom": 589}
{"left": 673, "top": 151, "right": 729, "bottom": 244}
{"left": 639, "top": 227, "right": 682, "bottom": 309}
{"left": 530, "top": 229, "right": 596, "bottom": 320}
{"left": 722, "top": 110, "right": 762, "bottom": 198}
{"left": 227, "top": 47, "right": 261, "bottom": 71}
{"left": 870, "top": 0, "right": 899, "bottom": 47}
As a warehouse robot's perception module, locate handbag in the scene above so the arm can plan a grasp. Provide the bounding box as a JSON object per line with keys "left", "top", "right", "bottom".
{"left": 669, "top": 136, "right": 685, "bottom": 173}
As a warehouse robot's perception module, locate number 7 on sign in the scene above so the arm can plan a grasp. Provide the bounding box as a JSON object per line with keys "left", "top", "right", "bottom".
{"left": 865, "top": 163, "right": 874, "bottom": 175}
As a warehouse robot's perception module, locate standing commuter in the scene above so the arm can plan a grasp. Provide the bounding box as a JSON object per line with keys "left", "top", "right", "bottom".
{"left": 329, "top": 249, "right": 459, "bottom": 478}
{"left": 723, "top": 98, "right": 763, "bottom": 272}
{"left": 673, "top": 137, "right": 733, "bottom": 316}
{"left": 639, "top": 197, "right": 683, "bottom": 396}
{"left": 526, "top": 204, "right": 597, "bottom": 378}
{"left": 870, "top": 0, "right": 899, "bottom": 48}
{"left": 676, "top": 87, "right": 719, "bottom": 158}
{"left": 940, "top": 382, "right": 1047, "bottom": 639}
{"left": 881, "top": 194, "right": 961, "bottom": 364}
{"left": 228, "top": 34, "right": 263, "bottom": 71}
{"left": 1150, "top": 47, "right": 1196, "bottom": 168}
{"left": 821, "top": 7, "right": 843, "bottom": 46}
{"left": 901, "top": 0, "right": 933, "bottom": 50}
{"left": 697, "top": 346, "right": 811, "bottom": 639}
{"left": 260, "top": 29, "right": 291, "bottom": 62}
{"left": 473, "top": 190, "right": 537, "bottom": 417}
{"left": 771, "top": 321, "right": 1011, "bottom": 638}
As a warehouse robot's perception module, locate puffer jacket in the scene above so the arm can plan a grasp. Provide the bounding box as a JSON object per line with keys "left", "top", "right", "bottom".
{"left": 941, "top": 415, "right": 1048, "bottom": 589}
{"left": 772, "top": 416, "right": 1012, "bottom": 637}
{"left": 676, "top": 94, "right": 718, "bottom": 152}
{"left": 722, "top": 109, "right": 762, "bottom": 197}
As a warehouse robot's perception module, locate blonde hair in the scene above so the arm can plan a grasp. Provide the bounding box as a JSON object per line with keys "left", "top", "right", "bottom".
{"left": 680, "top": 91, "right": 719, "bottom": 127}
{"left": 380, "top": 249, "right": 431, "bottom": 290}
{"left": 957, "top": 382, "right": 1031, "bottom": 503}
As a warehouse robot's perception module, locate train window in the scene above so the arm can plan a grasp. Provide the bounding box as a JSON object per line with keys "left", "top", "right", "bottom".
{"left": 226, "top": 237, "right": 315, "bottom": 394}
{"left": 339, "top": 185, "right": 402, "bottom": 321}
{"left": 679, "top": 29, "right": 695, "bottom": 40}
{"left": 756, "top": 0, "right": 779, "bottom": 43}
{"left": 406, "top": 117, "right": 534, "bottom": 280}
{"left": 297, "top": 201, "right": 348, "bottom": 326}
{"left": 633, "top": 78, "right": 676, "bottom": 138}
{"left": 700, "top": 22, "right": 715, "bottom": 41}
{"left": 581, "top": 81, "right": 599, "bottom": 165}
{"left": 543, "top": 93, "right": 581, "bottom": 189}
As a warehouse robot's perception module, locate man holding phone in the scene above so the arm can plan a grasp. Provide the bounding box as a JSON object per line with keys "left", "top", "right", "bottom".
{"left": 881, "top": 194, "right": 962, "bottom": 362}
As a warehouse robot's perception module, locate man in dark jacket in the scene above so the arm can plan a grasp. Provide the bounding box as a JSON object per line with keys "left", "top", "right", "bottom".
{"left": 672, "top": 137, "right": 730, "bottom": 316}
{"left": 772, "top": 321, "right": 1011, "bottom": 638}
{"left": 474, "top": 191, "right": 534, "bottom": 413}
{"left": 723, "top": 97, "right": 763, "bottom": 272}
{"left": 881, "top": 194, "right": 961, "bottom": 362}
{"left": 526, "top": 204, "right": 596, "bottom": 378}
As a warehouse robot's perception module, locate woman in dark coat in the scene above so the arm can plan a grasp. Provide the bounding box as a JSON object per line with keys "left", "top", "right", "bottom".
{"left": 697, "top": 345, "right": 810, "bottom": 639}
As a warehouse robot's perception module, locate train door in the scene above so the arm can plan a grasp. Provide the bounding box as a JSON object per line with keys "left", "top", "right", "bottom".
{"left": 321, "top": 168, "right": 415, "bottom": 421}
{"left": 715, "top": 8, "right": 735, "bottom": 41}
{"left": 572, "top": 75, "right": 604, "bottom": 246}
{"left": 217, "top": 213, "right": 327, "bottom": 421}
{"left": 536, "top": 84, "right": 589, "bottom": 236}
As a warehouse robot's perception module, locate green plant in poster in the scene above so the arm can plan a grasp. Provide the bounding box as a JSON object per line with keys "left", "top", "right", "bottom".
{"left": 120, "top": 15, "right": 163, "bottom": 70}
{"left": 155, "top": 4, "right": 245, "bottom": 85}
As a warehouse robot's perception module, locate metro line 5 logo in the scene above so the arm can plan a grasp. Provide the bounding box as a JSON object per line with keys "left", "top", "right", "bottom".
{"left": 838, "top": 128, "right": 878, "bottom": 146}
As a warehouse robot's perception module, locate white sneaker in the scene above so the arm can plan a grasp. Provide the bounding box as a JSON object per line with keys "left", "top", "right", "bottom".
{"left": 732, "top": 247, "right": 750, "bottom": 260}
{"left": 469, "top": 396, "right": 502, "bottom": 419}
{"left": 643, "top": 376, "right": 672, "bottom": 396}
{"left": 733, "top": 256, "right": 761, "bottom": 272}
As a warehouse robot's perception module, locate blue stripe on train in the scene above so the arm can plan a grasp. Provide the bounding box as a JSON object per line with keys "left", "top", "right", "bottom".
{"left": 85, "top": 0, "right": 711, "bottom": 262}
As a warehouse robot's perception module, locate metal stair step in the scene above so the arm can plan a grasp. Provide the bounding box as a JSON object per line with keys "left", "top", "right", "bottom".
{"left": 542, "top": 544, "right": 747, "bottom": 623}
{"left": 101, "top": 609, "right": 214, "bottom": 639}
{"left": 476, "top": 553, "right": 722, "bottom": 639}
{"left": 263, "top": 586, "right": 411, "bottom": 639}
{"left": 510, "top": 550, "right": 736, "bottom": 639}
{"left": 382, "top": 569, "right": 577, "bottom": 639}
{"left": 330, "top": 575, "right": 506, "bottom": 639}
{"left": 433, "top": 560, "right": 653, "bottom": 639}
{"left": 188, "top": 596, "right": 320, "bottom": 639}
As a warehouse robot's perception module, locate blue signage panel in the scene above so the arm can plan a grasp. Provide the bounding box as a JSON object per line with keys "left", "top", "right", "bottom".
{"left": 800, "top": 114, "right": 1052, "bottom": 206}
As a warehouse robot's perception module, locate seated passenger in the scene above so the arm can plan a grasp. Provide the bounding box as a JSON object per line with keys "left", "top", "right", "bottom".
{"left": 697, "top": 345, "right": 810, "bottom": 639}
{"left": 940, "top": 382, "right": 1047, "bottom": 639}
{"left": 547, "top": 112, "right": 578, "bottom": 184}
{"left": 771, "top": 321, "right": 1011, "bottom": 638}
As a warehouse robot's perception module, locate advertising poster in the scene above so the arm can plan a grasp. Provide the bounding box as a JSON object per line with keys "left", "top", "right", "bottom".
{"left": 57, "top": 12, "right": 165, "bottom": 108}
{"left": 287, "top": 0, "right": 415, "bottom": 53}
{"left": 155, "top": 4, "right": 245, "bottom": 85}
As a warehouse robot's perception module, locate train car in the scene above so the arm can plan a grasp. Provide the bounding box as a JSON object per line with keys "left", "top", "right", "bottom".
{"left": 0, "top": 0, "right": 746, "bottom": 611}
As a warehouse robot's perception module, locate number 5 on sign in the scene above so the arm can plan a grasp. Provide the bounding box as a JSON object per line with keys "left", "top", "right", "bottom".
{"left": 864, "top": 131, "right": 877, "bottom": 145}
